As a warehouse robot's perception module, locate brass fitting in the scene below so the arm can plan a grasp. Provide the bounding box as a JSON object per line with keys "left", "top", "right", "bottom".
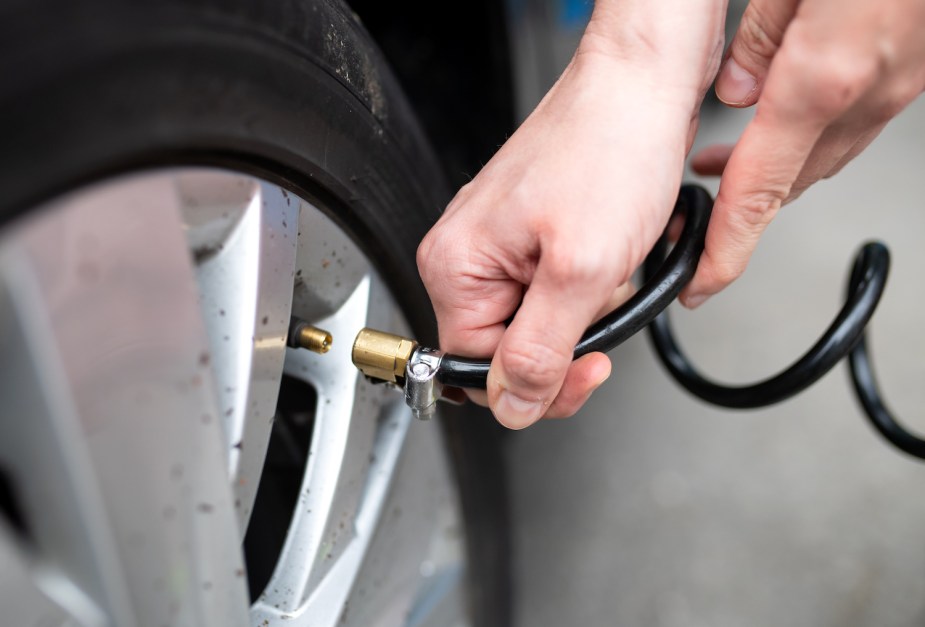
{"left": 352, "top": 328, "right": 417, "bottom": 383}
{"left": 288, "top": 318, "right": 333, "bottom": 354}
{"left": 296, "top": 325, "right": 332, "bottom": 354}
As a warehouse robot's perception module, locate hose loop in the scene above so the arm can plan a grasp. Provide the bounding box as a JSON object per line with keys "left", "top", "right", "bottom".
{"left": 847, "top": 249, "right": 925, "bottom": 460}
{"left": 645, "top": 241, "right": 889, "bottom": 408}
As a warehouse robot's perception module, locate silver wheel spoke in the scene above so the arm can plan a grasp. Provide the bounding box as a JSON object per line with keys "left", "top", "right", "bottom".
{"left": 251, "top": 399, "right": 412, "bottom": 626}
{"left": 251, "top": 273, "right": 389, "bottom": 621}
{"left": 0, "top": 262, "right": 133, "bottom": 627}
{"left": 0, "top": 174, "right": 250, "bottom": 626}
{"left": 180, "top": 172, "right": 299, "bottom": 530}
{"left": 252, "top": 266, "right": 466, "bottom": 625}
{"left": 347, "top": 410, "right": 468, "bottom": 627}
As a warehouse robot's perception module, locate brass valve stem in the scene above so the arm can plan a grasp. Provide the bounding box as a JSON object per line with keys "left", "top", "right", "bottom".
{"left": 288, "top": 317, "right": 333, "bottom": 354}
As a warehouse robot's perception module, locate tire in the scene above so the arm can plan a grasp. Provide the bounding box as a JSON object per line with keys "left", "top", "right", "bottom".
{"left": 0, "top": 1, "right": 511, "bottom": 625}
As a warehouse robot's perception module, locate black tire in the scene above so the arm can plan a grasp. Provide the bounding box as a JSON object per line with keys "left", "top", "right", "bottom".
{"left": 0, "top": 1, "right": 511, "bottom": 624}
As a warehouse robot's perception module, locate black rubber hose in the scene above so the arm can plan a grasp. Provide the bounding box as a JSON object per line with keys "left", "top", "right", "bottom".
{"left": 435, "top": 179, "right": 924, "bottom": 462}
{"left": 645, "top": 241, "right": 890, "bottom": 409}
{"left": 437, "top": 184, "right": 714, "bottom": 389}
{"left": 847, "top": 254, "right": 925, "bottom": 460}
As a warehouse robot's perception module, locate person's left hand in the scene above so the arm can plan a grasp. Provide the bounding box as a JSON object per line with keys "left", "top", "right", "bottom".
{"left": 682, "top": 0, "right": 925, "bottom": 308}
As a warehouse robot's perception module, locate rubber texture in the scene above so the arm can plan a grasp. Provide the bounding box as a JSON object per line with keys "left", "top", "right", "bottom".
{"left": 347, "top": 0, "right": 516, "bottom": 190}
{"left": 0, "top": 1, "right": 511, "bottom": 623}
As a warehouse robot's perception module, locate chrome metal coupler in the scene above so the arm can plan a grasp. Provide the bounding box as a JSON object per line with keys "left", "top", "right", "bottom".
{"left": 352, "top": 328, "right": 446, "bottom": 420}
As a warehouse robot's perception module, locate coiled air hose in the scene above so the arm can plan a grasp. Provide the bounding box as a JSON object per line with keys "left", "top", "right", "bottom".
{"left": 434, "top": 183, "right": 925, "bottom": 461}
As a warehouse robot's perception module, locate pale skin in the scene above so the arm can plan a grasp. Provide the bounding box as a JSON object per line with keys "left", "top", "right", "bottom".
{"left": 417, "top": 0, "right": 925, "bottom": 430}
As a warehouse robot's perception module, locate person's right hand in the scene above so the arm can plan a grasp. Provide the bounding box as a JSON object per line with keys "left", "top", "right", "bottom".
{"left": 417, "top": 2, "right": 728, "bottom": 429}
{"left": 682, "top": 0, "right": 925, "bottom": 308}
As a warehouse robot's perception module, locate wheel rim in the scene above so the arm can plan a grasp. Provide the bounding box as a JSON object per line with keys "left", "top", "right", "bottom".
{"left": 0, "top": 169, "right": 467, "bottom": 627}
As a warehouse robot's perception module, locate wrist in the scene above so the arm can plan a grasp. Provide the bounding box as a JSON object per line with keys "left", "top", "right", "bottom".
{"left": 576, "top": 0, "right": 726, "bottom": 103}
{"left": 565, "top": 43, "right": 701, "bottom": 122}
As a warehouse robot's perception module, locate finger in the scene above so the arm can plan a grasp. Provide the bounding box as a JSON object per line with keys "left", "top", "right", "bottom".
{"left": 821, "top": 121, "right": 888, "bottom": 180}
{"left": 715, "top": 0, "right": 799, "bottom": 107}
{"left": 681, "top": 31, "right": 878, "bottom": 307}
{"left": 680, "top": 118, "right": 822, "bottom": 308}
{"left": 691, "top": 143, "right": 735, "bottom": 176}
{"left": 464, "top": 388, "right": 489, "bottom": 408}
{"left": 543, "top": 352, "right": 611, "bottom": 419}
{"left": 417, "top": 224, "right": 526, "bottom": 357}
{"left": 487, "top": 248, "right": 613, "bottom": 430}
{"left": 592, "top": 282, "right": 636, "bottom": 323}
{"left": 788, "top": 90, "right": 891, "bottom": 200}
{"left": 461, "top": 347, "right": 615, "bottom": 413}
{"left": 786, "top": 123, "right": 872, "bottom": 202}
{"left": 666, "top": 212, "right": 685, "bottom": 243}
{"left": 686, "top": 113, "right": 701, "bottom": 154}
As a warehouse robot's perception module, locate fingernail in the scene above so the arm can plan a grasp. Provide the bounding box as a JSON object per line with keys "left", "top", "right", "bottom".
{"left": 716, "top": 58, "right": 757, "bottom": 106}
{"left": 495, "top": 390, "right": 545, "bottom": 430}
{"left": 684, "top": 293, "right": 709, "bottom": 309}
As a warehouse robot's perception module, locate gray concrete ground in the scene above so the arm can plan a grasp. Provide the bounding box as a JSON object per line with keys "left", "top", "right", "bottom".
{"left": 508, "top": 90, "right": 925, "bottom": 625}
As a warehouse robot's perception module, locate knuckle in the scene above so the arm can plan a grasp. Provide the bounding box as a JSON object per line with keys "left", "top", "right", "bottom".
{"left": 783, "top": 40, "right": 878, "bottom": 117}
{"left": 416, "top": 231, "right": 439, "bottom": 281}
{"left": 700, "top": 194, "right": 780, "bottom": 290}
{"left": 736, "top": 4, "right": 783, "bottom": 63}
{"left": 500, "top": 338, "right": 570, "bottom": 391}
{"left": 449, "top": 181, "right": 476, "bottom": 208}
{"left": 540, "top": 241, "right": 611, "bottom": 287}
{"left": 416, "top": 232, "right": 434, "bottom": 267}
{"left": 416, "top": 223, "right": 467, "bottom": 286}
{"left": 825, "top": 58, "right": 876, "bottom": 99}
{"left": 733, "top": 192, "right": 782, "bottom": 230}
{"left": 508, "top": 180, "right": 537, "bottom": 211}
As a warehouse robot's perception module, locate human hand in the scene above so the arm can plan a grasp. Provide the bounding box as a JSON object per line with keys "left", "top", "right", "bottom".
{"left": 682, "top": 0, "right": 925, "bottom": 308}
{"left": 417, "top": 3, "right": 726, "bottom": 429}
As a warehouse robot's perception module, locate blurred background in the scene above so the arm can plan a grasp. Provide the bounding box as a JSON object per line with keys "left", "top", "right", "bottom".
{"left": 505, "top": 2, "right": 925, "bottom": 626}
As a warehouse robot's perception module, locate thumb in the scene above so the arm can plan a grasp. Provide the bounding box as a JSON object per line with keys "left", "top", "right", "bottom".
{"left": 487, "top": 255, "right": 611, "bottom": 430}
{"left": 716, "top": 0, "right": 799, "bottom": 107}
